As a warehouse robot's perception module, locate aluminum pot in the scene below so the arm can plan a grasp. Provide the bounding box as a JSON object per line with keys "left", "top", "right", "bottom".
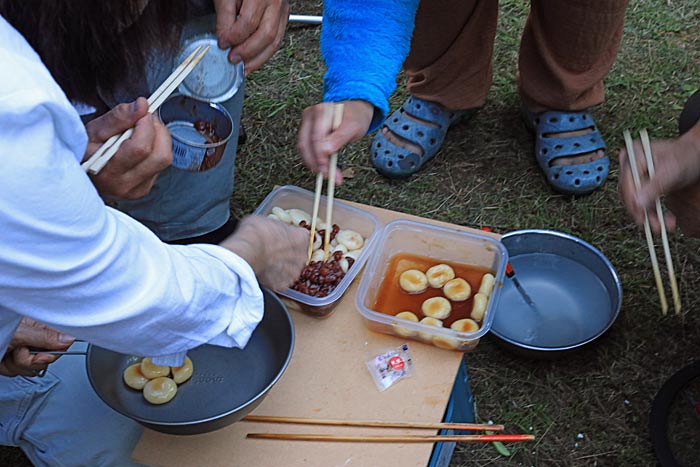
{"left": 490, "top": 230, "right": 622, "bottom": 359}
{"left": 86, "top": 288, "right": 294, "bottom": 435}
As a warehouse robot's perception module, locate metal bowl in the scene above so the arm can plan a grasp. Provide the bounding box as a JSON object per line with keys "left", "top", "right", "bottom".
{"left": 490, "top": 230, "right": 622, "bottom": 359}
{"left": 86, "top": 289, "right": 294, "bottom": 435}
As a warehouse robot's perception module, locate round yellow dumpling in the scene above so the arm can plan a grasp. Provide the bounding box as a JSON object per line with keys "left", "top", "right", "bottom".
{"left": 450, "top": 318, "right": 480, "bottom": 333}
{"left": 478, "top": 273, "right": 496, "bottom": 297}
{"left": 123, "top": 363, "right": 149, "bottom": 390}
{"left": 426, "top": 264, "right": 455, "bottom": 288}
{"left": 417, "top": 316, "right": 443, "bottom": 342}
{"left": 143, "top": 377, "right": 178, "bottom": 405}
{"left": 140, "top": 357, "right": 170, "bottom": 379}
{"left": 392, "top": 311, "right": 419, "bottom": 337}
{"left": 443, "top": 278, "right": 472, "bottom": 301}
{"left": 421, "top": 296, "right": 452, "bottom": 320}
{"left": 171, "top": 357, "right": 194, "bottom": 384}
{"left": 399, "top": 269, "right": 428, "bottom": 294}
{"left": 432, "top": 335, "right": 460, "bottom": 350}
{"left": 470, "top": 293, "right": 488, "bottom": 321}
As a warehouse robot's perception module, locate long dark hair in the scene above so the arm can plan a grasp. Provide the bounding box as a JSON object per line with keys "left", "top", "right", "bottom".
{"left": 0, "top": 0, "right": 187, "bottom": 106}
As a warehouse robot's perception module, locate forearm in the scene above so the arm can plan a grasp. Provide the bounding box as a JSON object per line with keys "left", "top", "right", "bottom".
{"left": 321, "top": 0, "right": 419, "bottom": 132}
{"left": 1, "top": 102, "right": 262, "bottom": 358}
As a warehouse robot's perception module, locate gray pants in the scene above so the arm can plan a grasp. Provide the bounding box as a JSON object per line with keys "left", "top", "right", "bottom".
{"left": 0, "top": 342, "right": 148, "bottom": 467}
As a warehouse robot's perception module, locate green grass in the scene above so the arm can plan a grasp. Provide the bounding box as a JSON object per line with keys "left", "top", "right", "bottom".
{"left": 3, "top": 1, "right": 700, "bottom": 466}
{"left": 236, "top": 2, "right": 700, "bottom": 466}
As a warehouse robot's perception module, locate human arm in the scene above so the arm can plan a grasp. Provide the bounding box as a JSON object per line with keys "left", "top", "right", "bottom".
{"left": 0, "top": 89, "right": 304, "bottom": 359}
{"left": 214, "top": 0, "right": 289, "bottom": 75}
{"left": 0, "top": 318, "right": 74, "bottom": 377}
{"left": 618, "top": 120, "right": 700, "bottom": 235}
{"left": 296, "top": 0, "right": 419, "bottom": 184}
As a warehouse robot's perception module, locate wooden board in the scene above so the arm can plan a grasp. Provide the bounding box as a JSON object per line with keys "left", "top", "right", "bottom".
{"left": 133, "top": 201, "right": 499, "bottom": 467}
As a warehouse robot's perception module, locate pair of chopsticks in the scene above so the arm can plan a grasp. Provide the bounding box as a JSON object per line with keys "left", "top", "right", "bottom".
{"left": 243, "top": 415, "right": 535, "bottom": 444}
{"left": 307, "top": 103, "right": 344, "bottom": 263}
{"left": 623, "top": 129, "right": 681, "bottom": 315}
{"left": 81, "top": 45, "right": 210, "bottom": 175}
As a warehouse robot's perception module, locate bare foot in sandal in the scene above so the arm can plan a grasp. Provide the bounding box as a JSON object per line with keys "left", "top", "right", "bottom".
{"left": 526, "top": 109, "right": 609, "bottom": 195}
{"left": 547, "top": 127, "right": 606, "bottom": 167}
{"left": 370, "top": 96, "right": 475, "bottom": 178}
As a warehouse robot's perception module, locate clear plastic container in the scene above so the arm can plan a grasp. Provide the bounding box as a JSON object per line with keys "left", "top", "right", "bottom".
{"left": 355, "top": 219, "right": 508, "bottom": 351}
{"left": 253, "top": 185, "right": 381, "bottom": 317}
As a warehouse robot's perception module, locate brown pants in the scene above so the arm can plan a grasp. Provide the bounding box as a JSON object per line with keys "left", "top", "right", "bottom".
{"left": 404, "top": 0, "right": 629, "bottom": 112}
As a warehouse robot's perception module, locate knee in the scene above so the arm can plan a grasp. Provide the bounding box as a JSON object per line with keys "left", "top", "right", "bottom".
{"left": 679, "top": 89, "right": 700, "bottom": 135}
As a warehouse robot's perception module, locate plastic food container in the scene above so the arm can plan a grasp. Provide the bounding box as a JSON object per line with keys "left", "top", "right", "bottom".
{"left": 253, "top": 185, "right": 381, "bottom": 317}
{"left": 355, "top": 220, "right": 508, "bottom": 351}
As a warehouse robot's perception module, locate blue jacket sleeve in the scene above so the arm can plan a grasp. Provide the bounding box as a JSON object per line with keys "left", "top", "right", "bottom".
{"left": 321, "top": 0, "right": 419, "bottom": 133}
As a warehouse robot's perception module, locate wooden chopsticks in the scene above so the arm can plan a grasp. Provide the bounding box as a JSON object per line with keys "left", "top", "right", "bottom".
{"left": 242, "top": 415, "right": 504, "bottom": 431}
{"left": 623, "top": 129, "right": 681, "bottom": 315}
{"left": 246, "top": 433, "right": 535, "bottom": 443}
{"left": 242, "top": 415, "right": 535, "bottom": 444}
{"left": 308, "top": 103, "right": 344, "bottom": 263}
{"left": 81, "top": 45, "right": 210, "bottom": 175}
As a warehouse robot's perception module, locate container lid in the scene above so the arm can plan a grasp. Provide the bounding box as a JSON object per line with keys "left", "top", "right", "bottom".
{"left": 177, "top": 34, "right": 244, "bottom": 103}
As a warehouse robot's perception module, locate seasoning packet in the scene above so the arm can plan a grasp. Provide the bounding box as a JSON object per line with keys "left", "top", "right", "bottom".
{"left": 366, "top": 344, "right": 415, "bottom": 392}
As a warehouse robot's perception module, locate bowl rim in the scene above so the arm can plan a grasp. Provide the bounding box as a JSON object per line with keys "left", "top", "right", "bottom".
{"left": 489, "top": 229, "right": 623, "bottom": 352}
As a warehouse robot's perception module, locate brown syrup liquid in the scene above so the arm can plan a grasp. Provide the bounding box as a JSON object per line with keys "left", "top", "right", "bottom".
{"left": 373, "top": 253, "right": 493, "bottom": 329}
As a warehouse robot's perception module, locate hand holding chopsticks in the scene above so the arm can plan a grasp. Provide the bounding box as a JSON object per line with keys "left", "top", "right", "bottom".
{"left": 308, "top": 103, "right": 344, "bottom": 263}
{"left": 623, "top": 129, "right": 681, "bottom": 314}
{"left": 81, "top": 45, "right": 210, "bottom": 175}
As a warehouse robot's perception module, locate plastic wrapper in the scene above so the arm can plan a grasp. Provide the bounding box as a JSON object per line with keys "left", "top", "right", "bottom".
{"left": 366, "top": 344, "right": 415, "bottom": 391}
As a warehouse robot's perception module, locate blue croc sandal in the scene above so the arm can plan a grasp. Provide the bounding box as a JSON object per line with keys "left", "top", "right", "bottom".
{"left": 370, "top": 96, "right": 474, "bottom": 179}
{"left": 526, "top": 110, "right": 609, "bottom": 195}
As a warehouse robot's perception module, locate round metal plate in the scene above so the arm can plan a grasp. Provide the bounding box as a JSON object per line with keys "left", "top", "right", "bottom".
{"left": 491, "top": 230, "right": 622, "bottom": 353}
{"left": 86, "top": 289, "right": 293, "bottom": 434}
{"left": 178, "top": 35, "right": 244, "bottom": 103}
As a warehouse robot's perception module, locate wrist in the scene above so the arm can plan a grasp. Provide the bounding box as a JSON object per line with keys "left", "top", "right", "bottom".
{"left": 220, "top": 229, "right": 264, "bottom": 275}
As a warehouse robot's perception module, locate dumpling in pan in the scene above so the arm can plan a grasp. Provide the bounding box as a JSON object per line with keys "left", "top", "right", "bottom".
{"left": 140, "top": 357, "right": 170, "bottom": 379}
{"left": 123, "top": 363, "right": 149, "bottom": 390}
{"left": 143, "top": 377, "right": 178, "bottom": 405}
{"left": 171, "top": 357, "right": 194, "bottom": 384}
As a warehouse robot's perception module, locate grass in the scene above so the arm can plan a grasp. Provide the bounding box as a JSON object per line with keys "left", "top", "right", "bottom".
{"left": 2, "top": 0, "right": 700, "bottom": 466}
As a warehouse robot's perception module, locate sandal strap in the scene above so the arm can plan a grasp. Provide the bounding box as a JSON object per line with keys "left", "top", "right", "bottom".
{"left": 371, "top": 96, "right": 476, "bottom": 179}
{"left": 536, "top": 129, "right": 606, "bottom": 166}
{"left": 531, "top": 110, "right": 600, "bottom": 135}
{"left": 527, "top": 109, "right": 610, "bottom": 195}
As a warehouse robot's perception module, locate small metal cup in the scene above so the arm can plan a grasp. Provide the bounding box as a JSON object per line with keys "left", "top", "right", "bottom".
{"left": 158, "top": 95, "right": 233, "bottom": 172}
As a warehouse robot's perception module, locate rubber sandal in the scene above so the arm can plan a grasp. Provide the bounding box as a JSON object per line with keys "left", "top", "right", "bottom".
{"left": 524, "top": 109, "right": 609, "bottom": 195}
{"left": 370, "top": 96, "right": 475, "bottom": 179}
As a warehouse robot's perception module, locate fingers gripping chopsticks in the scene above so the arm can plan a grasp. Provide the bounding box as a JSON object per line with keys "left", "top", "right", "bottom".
{"left": 623, "top": 129, "right": 681, "bottom": 315}
{"left": 81, "top": 46, "right": 210, "bottom": 174}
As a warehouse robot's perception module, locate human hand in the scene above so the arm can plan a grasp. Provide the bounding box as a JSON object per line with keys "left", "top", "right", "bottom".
{"left": 0, "top": 318, "right": 75, "bottom": 377}
{"left": 618, "top": 129, "right": 700, "bottom": 234}
{"left": 214, "top": 0, "right": 289, "bottom": 75}
{"left": 84, "top": 97, "right": 172, "bottom": 199}
{"left": 220, "top": 215, "right": 308, "bottom": 291}
{"left": 297, "top": 100, "right": 374, "bottom": 185}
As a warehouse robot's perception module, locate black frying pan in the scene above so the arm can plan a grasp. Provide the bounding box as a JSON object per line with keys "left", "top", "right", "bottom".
{"left": 86, "top": 288, "right": 294, "bottom": 435}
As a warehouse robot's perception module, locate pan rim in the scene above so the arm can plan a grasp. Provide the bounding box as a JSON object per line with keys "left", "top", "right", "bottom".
{"left": 85, "top": 289, "right": 295, "bottom": 427}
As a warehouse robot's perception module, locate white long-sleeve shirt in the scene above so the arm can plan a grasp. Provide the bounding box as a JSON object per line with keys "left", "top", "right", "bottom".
{"left": 0, "top": 17, "right": 264, "bottom": 360}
